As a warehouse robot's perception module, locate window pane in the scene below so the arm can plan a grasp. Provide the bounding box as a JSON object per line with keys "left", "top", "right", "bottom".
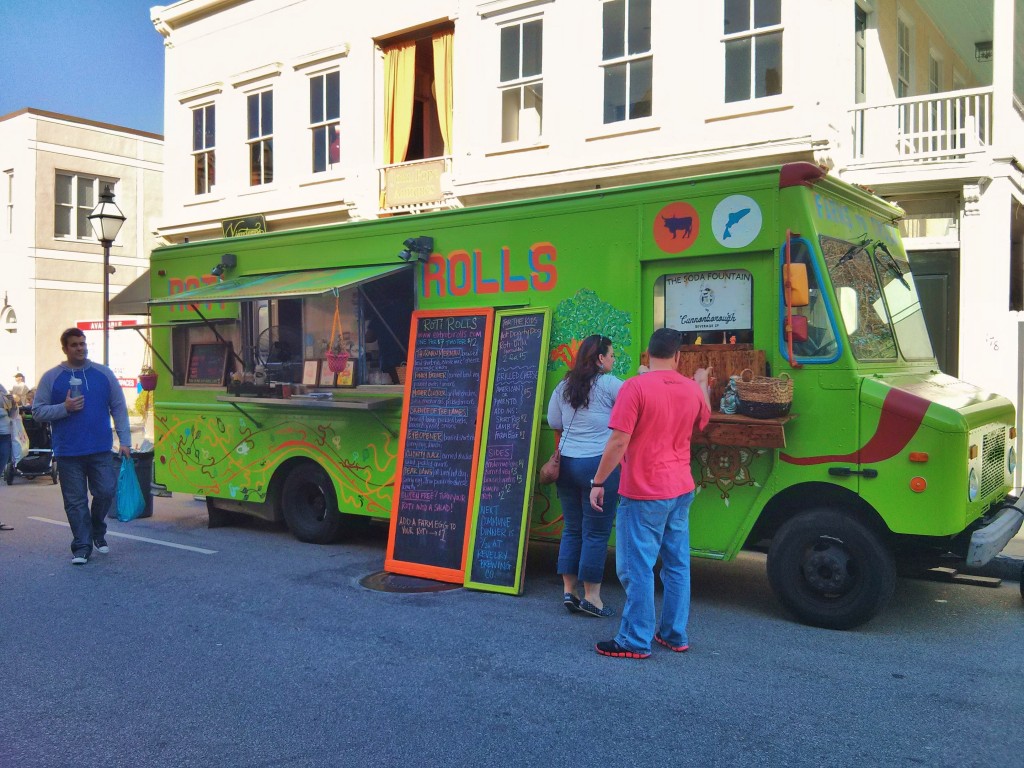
{"left": 205, "top": 106, "right": 215, "bottom": 148}
{"left": 261, "top": 91, "right": 273, "bottom": 136}
{"left": 77, "top": 206, "right": 91, "bottom": 239}
{"left": 725, "top": 38, "right": 751, "bottom": 102}
{"left": 603, "top": 0, "right": 625, "bottom": 60}
{"left": 263, "top": 139, "right": 273, "bottom": 183}
{"left": 328, "top": 124, "right": 340, "bottom": 164}
{"left": 500, "top": 25, "right": 520, "bottom": 81}
{"left": 193, "top": 109, "right": 203, "bottom": 151}
{"left": 250, "top": 142, "right": 261, "bottom": 185}
{"left": 629, "top": 58, "right": 652, "bottom": 118}
{"left": 754, "top": 0, "right": 781, "bottom": 28}
{"left": 627, "top": 0, "right": 651, "bottom": 55}
{"left": 195, "top": 155, "right": 207, "bottom": 194}
{"left": 326, "top": 71, "right": 340, "bottom": 120}
{"left": 310, "top": 75, "right": 323, "bottom": 124}
{"left": 248, "top": 94, "right": 259, "bottom": 140}
{"left": 724, "top": 0, "right": 750, "bottom": 34}
{"left": 313, "top": 126, "right": 326, "bottom": 173}
{"left": 502, "top": 87, "right": 521, "bottom": 142}
{"left": 755, "top": 32, "right": 782, "bottom": 97}
{"left": 55, "top": 204, "right": 71, "bottom": 237}
{"left": 522, "top": 20, "right": 542, "bottom": 78}
{"left": 77, "top": 177, "right": 94, "bottom": 208}
{"left": 56, "top": 174, "right": 72, "bottom": 205}
{"left": 603, "top": 63, "right": 627, "bottom": 123}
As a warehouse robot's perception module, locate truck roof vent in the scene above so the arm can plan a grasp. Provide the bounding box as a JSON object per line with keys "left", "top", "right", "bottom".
{"left": 779, "top": 162, "right": 827, "bottom": 189}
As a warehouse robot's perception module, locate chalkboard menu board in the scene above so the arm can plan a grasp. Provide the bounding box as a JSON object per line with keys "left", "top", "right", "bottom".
{"left": 385, "top": 308, "right": 495, "bottom": 582}
{"left": 185, "top": 342, "right": 231, "bottom": 385}
{"left": 465, "top": 309, "right": 551, "bottom": 594}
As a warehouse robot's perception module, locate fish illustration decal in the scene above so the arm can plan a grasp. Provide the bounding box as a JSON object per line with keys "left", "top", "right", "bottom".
{"left": 722, "top": 208, "right": 750, "bottom": 239}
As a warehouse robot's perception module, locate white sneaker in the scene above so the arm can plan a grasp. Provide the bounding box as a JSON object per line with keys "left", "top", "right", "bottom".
{"left": 71, "top": 555, "right": 88, "bottom": 565}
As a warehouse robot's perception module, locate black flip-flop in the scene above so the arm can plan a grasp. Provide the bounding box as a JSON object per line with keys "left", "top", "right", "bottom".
{"left": 0, "top": 524, "right": 13, "bottom": 531}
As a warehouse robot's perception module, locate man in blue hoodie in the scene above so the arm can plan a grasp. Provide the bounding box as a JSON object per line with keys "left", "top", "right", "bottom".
{"left": 33, "top": 328, "right": 131, "bottom": 564}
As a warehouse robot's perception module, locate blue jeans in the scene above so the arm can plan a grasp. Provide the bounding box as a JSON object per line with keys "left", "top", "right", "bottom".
{"left": 614, "top": 491, "right": 695, "bottom": 654}
{"left": 57, "top": 452, "right": 115, "bottom": 557}
{"left": 555, "top": 455, "right": 619, "bottom": 584}
{"left": 0, "top": 433, "right": 11, "bottom": 474}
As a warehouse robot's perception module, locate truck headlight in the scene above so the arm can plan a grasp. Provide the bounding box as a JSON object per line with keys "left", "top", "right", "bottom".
{"left": 1009, "top": 445, "right": 1017, "bottom": 475}
{"left": 968, "top": 467, "right": 980, "bottom": 501}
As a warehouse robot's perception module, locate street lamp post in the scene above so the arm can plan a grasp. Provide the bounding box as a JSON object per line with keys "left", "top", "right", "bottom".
{"left": 87, "top": 185, "right": 126, "bottom": 366}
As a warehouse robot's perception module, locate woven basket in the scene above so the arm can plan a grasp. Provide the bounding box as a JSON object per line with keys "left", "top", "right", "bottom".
{"left": 325, "top": 350, "right": 350, "bottom": 373}
{"left": 735, "top": 369, "right": 793, "bottom": 419}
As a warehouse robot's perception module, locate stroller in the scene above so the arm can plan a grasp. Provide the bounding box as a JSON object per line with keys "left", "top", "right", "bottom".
{"left": 4, "top": 407, "right": 58, "bottom": 485}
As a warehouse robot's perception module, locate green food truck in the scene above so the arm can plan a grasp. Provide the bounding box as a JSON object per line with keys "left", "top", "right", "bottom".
{"left": 147, "top": 162, "right": 1022, "bottom": 629}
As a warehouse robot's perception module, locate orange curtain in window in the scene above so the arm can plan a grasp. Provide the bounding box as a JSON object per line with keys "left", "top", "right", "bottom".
{"left": 432, "top": 31, "right": 453, "bottom": 156}
{"left": 383, "top": 41, "right": 416, "bottom": 165}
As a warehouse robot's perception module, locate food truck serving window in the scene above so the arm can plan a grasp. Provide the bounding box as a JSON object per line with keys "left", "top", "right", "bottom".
{"left": 655, "top": 269, "right": 754, "bottom": 344}
{"left": 152, "top": 264, "right": 414, "bottom": 388}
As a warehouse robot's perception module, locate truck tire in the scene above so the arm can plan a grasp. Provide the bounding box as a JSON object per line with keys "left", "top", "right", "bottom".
{"left": 281, "top": 462, "right": 343, "bottom": 544}
{"left": 767, "top": 508, "right": 896, "bottom": 630}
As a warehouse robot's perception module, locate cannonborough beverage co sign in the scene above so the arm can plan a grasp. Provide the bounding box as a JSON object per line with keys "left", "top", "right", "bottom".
{"left": 222, "top": 214, "right": 267, "bottom": 238}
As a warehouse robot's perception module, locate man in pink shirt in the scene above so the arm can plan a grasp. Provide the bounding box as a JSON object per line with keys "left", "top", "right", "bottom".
{"left": 589, "top": 328, "right": 710, "bottom": 658}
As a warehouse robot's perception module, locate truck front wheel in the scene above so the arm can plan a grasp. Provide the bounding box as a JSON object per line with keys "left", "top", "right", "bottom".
{"left": 767, "top": 509, "right": 895, "bottom": 630}
{"left": 281, "top": 463, "right": 343, "bottom": 544}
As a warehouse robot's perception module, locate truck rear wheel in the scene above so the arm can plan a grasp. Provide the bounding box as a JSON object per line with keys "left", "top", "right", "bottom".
{"left": 767, "top": 509, "right": 895, "bottom": 630}
{"left": 281, "top": 463, "right": 343, "bottom": 544}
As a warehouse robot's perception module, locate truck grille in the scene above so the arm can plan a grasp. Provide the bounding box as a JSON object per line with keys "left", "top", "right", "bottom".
{"left": 980, "top": 429, "right": 1006, "bottom": 499}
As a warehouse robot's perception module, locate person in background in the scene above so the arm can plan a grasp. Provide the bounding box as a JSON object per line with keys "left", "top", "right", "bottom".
{"left": 32, "top": 328, "right": 131, "bottom": 565}
{"left": 547, "top": 334, "right": 623, "bottom": 618}
{"left": 589, "top": 328, "right": 710, "bottom": 659}
{"left": 11, "top": 373, "right": 29, "bottom": 405}
{"left": 0, "top": 382, "right": 15, "bottom": 530}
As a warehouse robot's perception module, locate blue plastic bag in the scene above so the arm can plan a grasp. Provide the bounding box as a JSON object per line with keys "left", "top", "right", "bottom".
{"left": 116, "top": 455, "right": 145, "bottom": 523}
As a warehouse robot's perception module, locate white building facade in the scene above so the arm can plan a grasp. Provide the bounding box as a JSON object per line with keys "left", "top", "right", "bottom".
{"left": 0, "top": 108, "right": 164, "bottom": 386}
{"left": 151, "top": 0, "right": 1024, "bottom": 445}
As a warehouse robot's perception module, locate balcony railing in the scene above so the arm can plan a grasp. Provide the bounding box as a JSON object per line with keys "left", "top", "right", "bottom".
{"left": 850, "top": 87, "right": 993, "bottom": 163}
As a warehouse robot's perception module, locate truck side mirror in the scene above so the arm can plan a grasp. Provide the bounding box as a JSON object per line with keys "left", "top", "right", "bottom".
{"left": 784, "top": 263, "right": 809, "bottom": 307}
{"left": 838, "top": 287, "right": 859, "bottom": 334}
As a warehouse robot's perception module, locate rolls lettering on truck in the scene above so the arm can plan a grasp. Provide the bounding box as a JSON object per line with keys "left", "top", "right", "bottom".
{"left": 148, "top": 162, "right": 1022, "bottom": 629}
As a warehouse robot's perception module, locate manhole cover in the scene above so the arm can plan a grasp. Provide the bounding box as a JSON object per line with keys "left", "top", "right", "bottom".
{"left": 360, "top": 571, "right": 462, "bottom": 593}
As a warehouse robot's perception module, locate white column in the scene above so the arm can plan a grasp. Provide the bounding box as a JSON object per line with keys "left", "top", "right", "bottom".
{"left": 991, "top": 0, "right": 1015, "bottom": 153}
{"left": 957, "top": 176, "right": 1018, "bottom": 406}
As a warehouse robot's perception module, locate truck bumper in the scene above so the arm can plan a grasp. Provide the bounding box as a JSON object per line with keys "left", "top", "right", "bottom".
{"left": 966, "top": 495, "right": 1024, "bottom": 567}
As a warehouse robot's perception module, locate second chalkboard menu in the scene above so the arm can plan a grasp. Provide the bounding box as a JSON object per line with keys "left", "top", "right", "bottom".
{"left": 385, "top": 308, "right": 495, "bottom": 582}
{"left": 465, "top": 308, "right": 551, "bottom": 594}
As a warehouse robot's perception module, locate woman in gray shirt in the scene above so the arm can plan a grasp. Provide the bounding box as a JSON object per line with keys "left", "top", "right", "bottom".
{"left": 547, "top": 335, "right": 623, "bottom": 617}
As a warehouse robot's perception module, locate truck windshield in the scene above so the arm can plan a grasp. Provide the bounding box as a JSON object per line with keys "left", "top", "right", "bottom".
{"left": 821, "top": 235, "right": 934, "bottom": 361}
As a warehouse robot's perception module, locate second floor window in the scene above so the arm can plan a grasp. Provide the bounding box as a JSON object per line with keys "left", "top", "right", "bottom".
{"left": 897, "top": 17, "right": 911, "bottom": 97}
{"left": 724, "top": 0, "right": 783, "bottom": 103}
{"left": 54, "top": 173, "right": 114, "bottom": 240}
{"left": 248, "top": 90, "right": 274, "bottom": 186}
{"left": 601, "top": 0, "right": 652, "bottom": 124}
{"left": 499, "top": 19, "right": 543, "bottom": 142}
{"left": 310, "top": 71, "right": 340, "bottom": 173}
{"left": 192, "top": 104, "right": 215, "bottom": 195}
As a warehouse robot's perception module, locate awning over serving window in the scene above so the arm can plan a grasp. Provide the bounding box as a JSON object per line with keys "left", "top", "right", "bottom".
{"left": 109, "top": 270, "right": 151, "bottom": 315}
{"left": 148, "top": 264, "right": 409, "bottom": 305}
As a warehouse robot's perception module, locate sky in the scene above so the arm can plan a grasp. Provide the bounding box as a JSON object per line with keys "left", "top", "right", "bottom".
{"left": 0, "top": 0, "right": 165, "bottom": 135}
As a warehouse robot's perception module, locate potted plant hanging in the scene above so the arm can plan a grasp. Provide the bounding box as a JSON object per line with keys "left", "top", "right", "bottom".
{"left": 138, "top": 365, "right": 158, "bottom": 392}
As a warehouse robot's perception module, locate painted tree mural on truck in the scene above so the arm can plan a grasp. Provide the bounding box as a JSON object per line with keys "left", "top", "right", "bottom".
{"left": 547, "top": 288, "right": 633, "bottom": 376}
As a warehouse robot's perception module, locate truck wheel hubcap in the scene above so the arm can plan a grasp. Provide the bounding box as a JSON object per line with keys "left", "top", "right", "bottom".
{"left": 802, "top": 539, "right": 854, "bottom": 595}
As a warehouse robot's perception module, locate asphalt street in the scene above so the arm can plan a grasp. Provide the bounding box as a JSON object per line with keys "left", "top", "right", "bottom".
{"left": 1, "top": 478, "right": 1022, "bottom": 768}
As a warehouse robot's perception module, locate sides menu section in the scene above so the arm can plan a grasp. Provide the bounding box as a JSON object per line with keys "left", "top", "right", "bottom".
{"left": 465, "top": 308, "right": 551, "bottom": 594}
{"left": 385, "top": 308, "right": 494, "bottom": 582}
